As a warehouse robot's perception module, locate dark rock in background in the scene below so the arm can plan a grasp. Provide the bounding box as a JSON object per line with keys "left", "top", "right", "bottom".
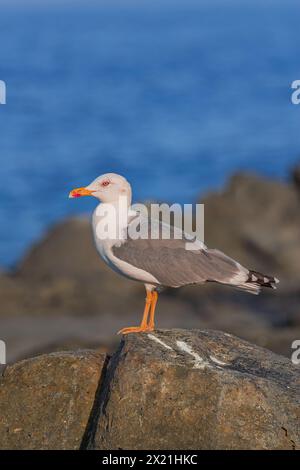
{"left": 14, "top": 217, "right": 143, "bottom": 316}
{"left": 0, "top": 172, "right": 300, "bottom": 362}
{"left": 292, "top": 163, "right": 300, "bottom": 190}
{"left": 201, "top": 172, "right": 300, "bottom": 290}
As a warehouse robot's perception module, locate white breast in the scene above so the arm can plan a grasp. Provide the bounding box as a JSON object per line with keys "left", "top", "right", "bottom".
{"left": 91, "top": 207, "right": 159, "bottom": 285}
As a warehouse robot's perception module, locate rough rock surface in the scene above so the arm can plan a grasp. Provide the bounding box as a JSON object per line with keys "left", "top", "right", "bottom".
{"left": 91, "top": 330, "right": 300, "bottom": 450}
{"left": 0, "top": 330, "right": 299, "bottom": 450}
{"left": 0, "top": 350, "right": 106, "bottom": 450}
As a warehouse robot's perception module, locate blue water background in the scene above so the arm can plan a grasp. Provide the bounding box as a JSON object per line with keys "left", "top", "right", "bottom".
{"left": 0, "top": 1, "right": 300, "bottom": 266}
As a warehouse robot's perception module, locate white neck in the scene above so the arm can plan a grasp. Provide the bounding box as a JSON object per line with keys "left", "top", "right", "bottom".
{"left": 93, "top": 196, "right": 132, "bottom": 243}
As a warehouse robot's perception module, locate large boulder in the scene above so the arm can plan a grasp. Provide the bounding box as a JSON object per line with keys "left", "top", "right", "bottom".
{"left": 0, "top": 350, "right": 106, "bottom": 450}
{"left": 0, "top": 330, "right": 299, "bottom": 450}
{"left": 92, "top": 329, "right": 300, "bottom": 450}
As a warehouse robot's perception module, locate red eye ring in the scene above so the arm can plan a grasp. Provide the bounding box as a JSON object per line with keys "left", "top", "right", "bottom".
{"left": 101, "top": 180, "right": 110, "bottom": 187}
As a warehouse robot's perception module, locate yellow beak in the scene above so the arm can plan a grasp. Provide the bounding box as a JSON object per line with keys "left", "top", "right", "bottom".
{"left": 69, "top": 187, "right": 94, "bottom": 198}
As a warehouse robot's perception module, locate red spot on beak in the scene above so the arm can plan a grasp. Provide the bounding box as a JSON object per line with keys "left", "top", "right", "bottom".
{"left": 69, "top": 187, "right": 93, "bottom": 198}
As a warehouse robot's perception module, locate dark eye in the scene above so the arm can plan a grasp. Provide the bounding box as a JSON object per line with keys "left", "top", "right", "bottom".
{"left": 101, "top": 180, "right": 110, "bottom": 187}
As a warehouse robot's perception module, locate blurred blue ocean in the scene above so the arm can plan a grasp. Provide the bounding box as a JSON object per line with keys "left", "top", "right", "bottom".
{"left": 0, "top": 1, "right": 300, "bottom": 267}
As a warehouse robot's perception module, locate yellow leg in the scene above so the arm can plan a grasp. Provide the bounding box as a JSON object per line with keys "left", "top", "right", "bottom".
{"left": 118, "top": 291, "right": 153, "bottom": 335}
{"left": 148, "top": 291, "right": 158, "bottom": 331}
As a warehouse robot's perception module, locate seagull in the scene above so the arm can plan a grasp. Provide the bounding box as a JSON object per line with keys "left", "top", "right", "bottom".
{"left": 69, "top": 173, "right": 279, "bottom": 335}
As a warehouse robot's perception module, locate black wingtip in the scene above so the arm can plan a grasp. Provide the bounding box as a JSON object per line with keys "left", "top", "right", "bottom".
{"left": 247, "top": 270, "right": 279, "bottom": 289}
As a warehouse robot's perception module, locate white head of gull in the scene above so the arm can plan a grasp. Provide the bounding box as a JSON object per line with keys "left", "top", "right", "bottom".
{"left": 69, "top": 173, "right": 279, "bottom": 335}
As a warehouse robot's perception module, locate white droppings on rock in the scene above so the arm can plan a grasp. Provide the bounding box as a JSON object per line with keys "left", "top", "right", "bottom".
{"left": 147, "top": 336, "right": 229, "bottom": 370}
{"left": 209, "top": 355, "right": 229, "bottom": 366}
{"left": 176, "top": 340, "right": 209, "bottom": 369}
{"left": 147, "top": 334, "right": 173, "bottom": 351}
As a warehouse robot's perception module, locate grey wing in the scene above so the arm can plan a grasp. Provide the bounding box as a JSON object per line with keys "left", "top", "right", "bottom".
{"left": 113, "top": 216, "right": 249, "bottom": 288}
